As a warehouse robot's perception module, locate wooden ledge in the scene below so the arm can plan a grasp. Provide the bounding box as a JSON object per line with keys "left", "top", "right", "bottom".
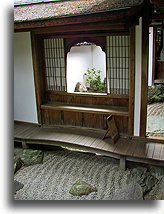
{"left": 41, "top": 102, "right": 129, "bottom": 116}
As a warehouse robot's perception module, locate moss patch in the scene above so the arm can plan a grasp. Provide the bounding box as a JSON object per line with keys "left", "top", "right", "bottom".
{"left": 69, "top": 181, "right": 97, "bottom": 196}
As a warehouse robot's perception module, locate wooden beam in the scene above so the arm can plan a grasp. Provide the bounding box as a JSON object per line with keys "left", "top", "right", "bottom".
{"left": 128, "top": 26, "right": 135, "bottom": 136}
{"left": 33, "top": 22, "right": 127, "bottom": 34}
{"left": 140, "top": 8, "right": 150, "bottom": 137}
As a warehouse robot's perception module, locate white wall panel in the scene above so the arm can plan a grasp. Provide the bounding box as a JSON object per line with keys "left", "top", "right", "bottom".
{"left": 14, "top": 32, "right": 38, "bottom": 123}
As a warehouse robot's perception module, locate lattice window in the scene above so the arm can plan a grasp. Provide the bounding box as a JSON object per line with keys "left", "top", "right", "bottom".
{"left": 106, "top": 35, "right": 130, "bottom": 95}
{"left": 43, "top": 38, "right": 66, "bottom": 91}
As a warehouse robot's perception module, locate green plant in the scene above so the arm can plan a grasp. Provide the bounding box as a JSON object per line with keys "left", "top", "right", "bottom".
{"left": 84, "top": 68, "right": 105, "bottom": 93}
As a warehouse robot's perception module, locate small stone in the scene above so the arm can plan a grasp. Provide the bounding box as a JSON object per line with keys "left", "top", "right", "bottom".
{"left": 14, "top": 156, "right": 23, "bottom": 173}
{"left": 69, "top": 181, "right": 97, "bottom": 196}
{"left": 74, "top": 82, "right": 87, "bottom": 92}
{"left": 14, "top": 180, "right": 24, "bottom": 194}
{"left": 14, "top": 148, "right": 44, "bottom": 166}
{"left": 111, "top": 182, "right": 143, "bottom": 200}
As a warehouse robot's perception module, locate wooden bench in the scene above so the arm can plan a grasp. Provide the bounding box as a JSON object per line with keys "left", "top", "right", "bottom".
{"left": 41, "top": 102, "right": 129, "bottom": 116}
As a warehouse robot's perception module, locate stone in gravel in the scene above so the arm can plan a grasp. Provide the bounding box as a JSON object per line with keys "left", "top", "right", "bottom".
{"left": 139, "top": 172, "right": 158, "bottom": 193}
{"left": 69, "top": 181, "right": 97, "bottom": 196}
{"left": 148, "top": 85, "right": 164, "bottom": 104}
{"left": 148, "top": 165, "right": 163, "bottom": 179}
{"left": 111, "top": 182, "right": 143, "bottom": 200}
{"left": 144, "top": 177, "right": 163, "bottom": 200}
{"left": 14, "top": 148, "right": 44, "bottom": 166}
{"left": 14, "top": 156, "right": 23, "bottom": 173}
{"left": 14, "top": 180, "right": 24, "bottom": 194}
{"left": 127, "top": 167, "right": 158, "bottom": 193}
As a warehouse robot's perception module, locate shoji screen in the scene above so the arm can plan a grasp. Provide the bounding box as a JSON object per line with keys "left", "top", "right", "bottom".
{"left": 106, "top": 35, "right": 130, "bottom": 95}
{"left": 43, "top": 38, "right": 66, "bottom": 91}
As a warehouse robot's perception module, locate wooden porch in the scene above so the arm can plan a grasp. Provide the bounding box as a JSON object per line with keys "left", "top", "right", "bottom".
{"left": 14, "top": 121, "right": 163, "bottom": 169}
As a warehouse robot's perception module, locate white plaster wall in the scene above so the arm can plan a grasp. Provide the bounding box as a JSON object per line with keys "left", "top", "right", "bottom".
{"left": 92, "top": 45, "right": 106, "bottom": 81}
{"left": 14, "top": 32, "right": 38, "bottom": 123}
{"left": 67, "top": 45, "right": 106, "bottom": 93}
{"left": 67, "top": 46, "right": 92, "bottom": 92}
{"left": 148, "top": 27, "right": 154, "bottom": 86}
{"left": 134, "top": 17, "right": 142, "bottom": 136}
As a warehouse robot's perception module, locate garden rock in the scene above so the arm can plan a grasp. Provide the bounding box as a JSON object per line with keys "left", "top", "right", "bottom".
{"left": 126, "top": 167, "right": 158, "bottom": 193}
{"left": 74, "top": 82, "right": 87, "bottom": 92}
{"left": 126, "top": 166, "right": 147, "bottom": 184}
{"left": 144, "top": 177, "right": 163, "bottom": 200}
{"left": 111, "top": 182, "right": 143, "bottom": 200}
{"left": 14, "top": 156, "right": 23, "bottom": 173}
{"left": 148, "top": 165, "right": 163, "bottom": 179}
{"left": 148, "top": 85, "right": 164, "bottom": 104}
{"left": 14, "top": 148, "right": 44, "bottom": 166}
{"left": 69, "top": 181, "right": 97, "bottom": 196}
{"left": 14, "top": 180, "right": 24, "bottom": 194}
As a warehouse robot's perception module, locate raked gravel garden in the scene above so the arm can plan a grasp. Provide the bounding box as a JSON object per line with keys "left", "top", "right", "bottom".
{"left": 14, "top": 145, "right": 163, "bottom": 200}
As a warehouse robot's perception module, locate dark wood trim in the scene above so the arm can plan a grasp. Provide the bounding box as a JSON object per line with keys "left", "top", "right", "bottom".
{"left": 31, "top": 32, "right": 130, "bottom": 37}
{"left": 65, "top": 36, "right": 106, "bottom": 54}
{"left": 14, "top": 120, "right": 39, "bottom": 126}
{"left": 151, "top": 27, "right": 156, "bottom": 84}
{"left": 140, "top": 9, "right": 150, "bottom": 137}
{"left": 46, "top": 90, "right": 129, "bottom": 99}
{"left": 128, "top": 26, "right": 135, "bottom": 136}
{"left": 31, "top": 33, "right": 44, "bottom": 125}
{"left": 41, "top": 38, "right": 49, "bottom": 94}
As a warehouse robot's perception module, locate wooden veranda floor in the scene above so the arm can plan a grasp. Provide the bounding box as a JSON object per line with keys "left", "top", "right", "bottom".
{"left": 14, "top": 121, "right": 164, "bottom": 168}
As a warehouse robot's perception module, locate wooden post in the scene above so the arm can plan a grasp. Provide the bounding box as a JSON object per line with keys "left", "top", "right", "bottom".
{"left": 128, "top": 26, "right": 135, "bottom": 136}
{"left": 22, "top": 141, "right": 29, "bottom": 149}
{"left": 120, "top": 155, "right": 126, "bottom": 170}
{"left": 140, "top": 7, "right": 150, "bottom": 137}
{"left": 31, "top": 32, "right": 44, "bottom": 125}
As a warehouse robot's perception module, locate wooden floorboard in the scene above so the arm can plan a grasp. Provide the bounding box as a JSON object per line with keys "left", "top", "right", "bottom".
{"left": 14, "top": 122, "right": 164, "bottom": 166}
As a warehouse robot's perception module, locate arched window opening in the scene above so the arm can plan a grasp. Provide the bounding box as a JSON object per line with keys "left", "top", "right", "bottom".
{"left": 67, "top": 42, "right": 107, "bottom": 94}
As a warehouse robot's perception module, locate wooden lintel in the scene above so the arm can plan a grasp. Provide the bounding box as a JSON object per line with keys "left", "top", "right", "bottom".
{"left": 15, "top": 21, "right": 128, "bottom": 34}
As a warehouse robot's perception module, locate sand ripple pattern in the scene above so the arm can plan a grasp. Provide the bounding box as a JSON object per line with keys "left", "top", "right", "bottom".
{"left": 147, "top": 103, "right": 163, "bottom": 117}
{"left": 14, "top": 149, "right": 129, "bottom": 200}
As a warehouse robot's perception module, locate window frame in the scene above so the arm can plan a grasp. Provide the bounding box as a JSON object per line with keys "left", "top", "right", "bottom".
{"left": 41, "top": 34, "right": 130, "bottom": 98}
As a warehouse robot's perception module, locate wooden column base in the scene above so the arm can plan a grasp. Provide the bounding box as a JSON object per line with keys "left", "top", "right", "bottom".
{"left": 120, "top": 155, "right": 126, "bottom": 170}
{"left": 22, "top": 141, "right": 29, "bottom": 149}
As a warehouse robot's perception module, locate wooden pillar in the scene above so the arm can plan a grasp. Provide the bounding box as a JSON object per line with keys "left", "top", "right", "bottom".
{"left": 128, "top": 26, "right": 135, "bottom": 136}
{"left": 140, "top": 9, "right": 149, "bottom": 137}
{"left": 120, "top": 155, "right": 126, "bottom": 170}
{"left": 31, "top": 33, "right": 44, "bottom": 125}
{"left": 22, "top": 141, "right": 29, "bottom": 149}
